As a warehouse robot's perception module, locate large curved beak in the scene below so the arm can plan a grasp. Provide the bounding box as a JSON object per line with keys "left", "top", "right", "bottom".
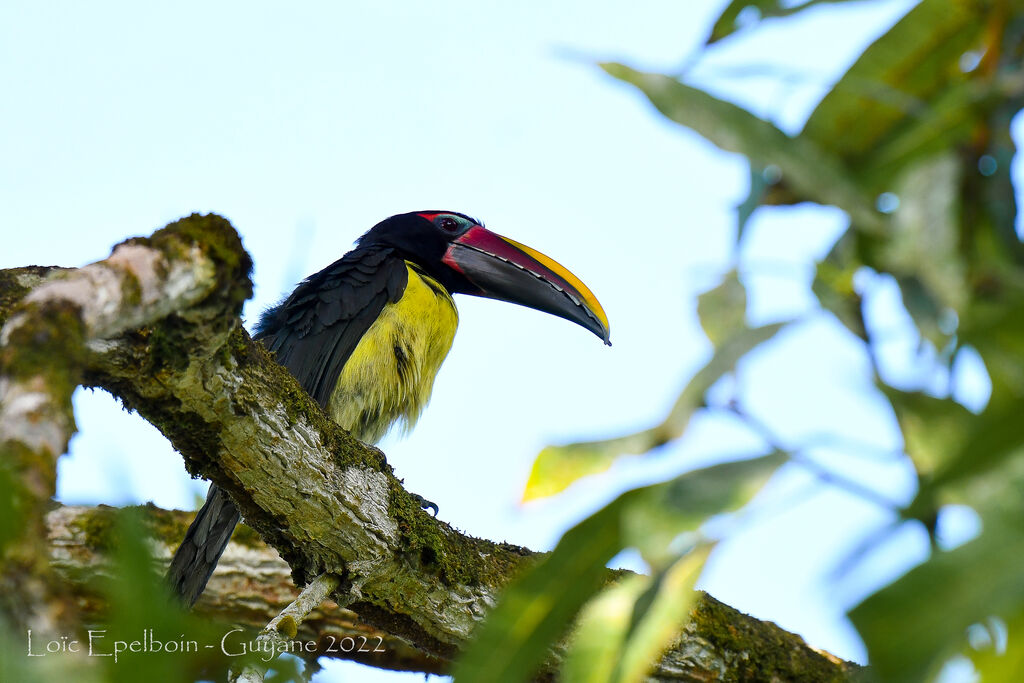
{"left": 442, "top": 225, "right": 611, "bottom": 345}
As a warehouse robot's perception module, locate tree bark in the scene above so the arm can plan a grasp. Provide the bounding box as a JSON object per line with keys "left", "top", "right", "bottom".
{"left": 45, "top": 504, "right": 447, "bottom": 674}
{"left": 0, "top": 214, "right": 861, "bottom": 681}
{"left": 46, "top": 503, "right": 859, "bottom": 681}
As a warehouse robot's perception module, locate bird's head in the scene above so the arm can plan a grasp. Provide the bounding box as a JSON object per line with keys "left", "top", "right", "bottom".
{"left": 359, "top": 211, "right": 611, "bottom": 344}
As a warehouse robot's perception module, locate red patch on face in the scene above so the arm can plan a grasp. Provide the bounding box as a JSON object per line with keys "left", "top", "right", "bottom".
{"left": 442, "top": 244, "right": 466, "bottom": 274}
{"left": 417, "top": 211, "right": 443, "bottom": 222}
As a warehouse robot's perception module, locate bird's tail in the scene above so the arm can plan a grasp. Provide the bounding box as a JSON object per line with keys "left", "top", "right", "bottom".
{"left": 166, "top": 484, "right": 241, "bottom": 607}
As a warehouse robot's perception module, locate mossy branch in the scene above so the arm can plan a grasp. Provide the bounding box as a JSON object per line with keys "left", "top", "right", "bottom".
{"left": 46, "top": 502, "right": 860, "bottom": 680}
{"left": 0, "top": 214, "right": 251, "bottom": 635}
{"left": 47, "top": 503, "right": 446, "bottom": 674}
{"left": 0, "top": 214, "right": 860, "bottom": 679}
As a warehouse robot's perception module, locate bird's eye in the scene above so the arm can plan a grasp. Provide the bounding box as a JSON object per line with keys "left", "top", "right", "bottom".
{"left": 438, "top": 217, "right": 460, "bottom": 232}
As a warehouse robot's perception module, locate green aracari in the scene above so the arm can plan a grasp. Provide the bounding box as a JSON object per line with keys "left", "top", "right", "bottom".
{"left": 167, "top": 210, "right": 610, "bottom": 606}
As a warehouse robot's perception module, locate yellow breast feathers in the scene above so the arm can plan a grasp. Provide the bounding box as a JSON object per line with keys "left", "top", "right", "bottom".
{"left": 327, "top": 263, "right": 459, "bottom": 444}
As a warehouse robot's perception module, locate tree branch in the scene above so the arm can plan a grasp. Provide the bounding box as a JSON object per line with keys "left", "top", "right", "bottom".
{"left": 46, "top": 503, "right": 860, "bottom": 680}
{"left": 1, "top": 214, "right": 861, "bottom": 680}
{"left": 45, "top": 504, "right": 446, "bottom": 674}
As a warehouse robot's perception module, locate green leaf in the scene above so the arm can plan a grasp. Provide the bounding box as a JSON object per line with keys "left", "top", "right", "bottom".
{"left": 706, "top": 0, "right": 781, "bottom": 45}
{"left": 622, "top": 452, "right": 785, "bottom": 568}
{"left": 705, "top": 0, "right": 864, "bottom": 45}
{"left": 562, "top": 573, "right": 641, "bottom": 683}
{"left": 881, "top": 386, "right": 973, "bottom": 478}
{"left": 960, "top": 295, "right": 1024, "bottom": 401}
{"left": 969, "top": 609, "right": 1024, "bottom": 681}
{"left": 84, "top": 508, "right": 256, "bottom": 683}
{"left": 886, "top": 153, "right": 965, "bottom": 311}
{"left": 0, "top": 466, "right": 23, "bottom": 553}
{"left": 462, "top": 453, "right": 785, "bottom": 682}
{"left": 880, "top": 152, "right": 965, "bottom": 347}
{"left": 735, "top": 164, "right": 778, "bottom": 244}
{"left": 526, "top": 433, "right": 656, "bottom": 503}
{"left": 930, "top": 399, "right": 1024, "bottom": 491}
{"left": 866, "top": 79, "right": 994, "bottom": 185}
{"left": 894, "top": 274, "right": 949, "bottom": 350}
{"left": 563, "top": 546, "right": 711, "bottom": 683}
{"left": 850, "top": 507, "right": 1024, "bottom": 683}
{"left": 601, "top": 63, "right": 884, "bottom": 235}
{"left": 99, "top": 512, "right": 214, "bottom": 682}
{"left": 811, "top": 235, "right": 866, "bottom": 341}
{"left": 452, "top": 499, "right": 628, "bottom": 683}
{"left": 613, "top": 547, "right": 709, "bottom": 682}
{"left": 524, "top": 322, "right": 787, "bottom": 501}
{"left": 802, "top": 0, "right": 990, "bottom": 173}
{"left": 697, "top": 271, "right": 747, "bottom": 346}
{"left": 894, "top": 379, "right": 1024, "bottom": 523}
{"left": 1, "top": 622, "right": 105, "bottom": 683}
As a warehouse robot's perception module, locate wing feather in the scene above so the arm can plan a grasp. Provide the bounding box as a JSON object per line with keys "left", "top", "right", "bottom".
{"left": 255, "top": 245, "right": 408, "bottom": 408}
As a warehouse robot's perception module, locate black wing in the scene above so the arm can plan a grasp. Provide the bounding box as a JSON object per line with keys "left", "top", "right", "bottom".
{"left": 255, "top": 245, "right": 408, "bottom": 408}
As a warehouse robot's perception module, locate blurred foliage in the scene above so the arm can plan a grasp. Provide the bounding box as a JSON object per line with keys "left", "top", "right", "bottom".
{"left": 461, "top": 0, "right": 1024, "bottom": 681}
{"left": 561, "top": 546, "right": 710, "bottom": 683}
{"left": 92, "top": 510, "right": 236, "bottom": 683}
{"left": 1, "top": 508, "right": 293, "bottom": 683}
{"left": 523, "top": 320, "right": 784, "bottom": 501}
{"left": 455, "top": 454, "right": 783, "bottom": 682}
{"left": 706, "top": 0, "right": 867, "bottom": 44}
{"left": 0, "top": 466, "right": 22, "bottom": 554}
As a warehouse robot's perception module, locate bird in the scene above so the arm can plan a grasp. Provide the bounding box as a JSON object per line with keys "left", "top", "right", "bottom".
{"left": 166, "top": 210, "right": 610, "bottom": 607}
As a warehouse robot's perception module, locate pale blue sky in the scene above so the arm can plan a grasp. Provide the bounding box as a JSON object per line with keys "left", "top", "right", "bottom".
{"left": 3, "top": 1, "right": 992, "bottom": 680}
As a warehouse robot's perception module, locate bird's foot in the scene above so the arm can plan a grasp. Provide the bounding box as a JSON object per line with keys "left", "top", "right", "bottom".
{"left": 410, "top": 493, "right": 439, "bottom": 516}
